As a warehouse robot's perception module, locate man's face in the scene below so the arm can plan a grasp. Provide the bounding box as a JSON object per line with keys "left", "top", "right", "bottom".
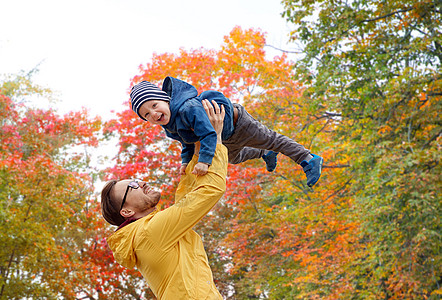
{"left": 113, "top": 179, "right": 161, "bottom": 213}
{"left": 138, "top": 100, "right": 171, "bottom": 125}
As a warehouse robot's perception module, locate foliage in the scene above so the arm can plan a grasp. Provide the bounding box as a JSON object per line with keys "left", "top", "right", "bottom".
{"left": 0, "top": 68, "right": 53, "bottom": 102}
{"left": 104, "top": 26, "right": 350, "bottom": 299}
{"left": 0, "top": 74, "right": 106, "bottom": 299}
{"left": 1, "top": 3, "right": 439, "bottom": 298}
{"left": 282, "top": 0, "right": 441, "bottom": 298}
{"left": 0, "top": 74, "right": 156, "bottom": 299}
{"left": 105, "top": 11, "right": 441, "bottom": 297}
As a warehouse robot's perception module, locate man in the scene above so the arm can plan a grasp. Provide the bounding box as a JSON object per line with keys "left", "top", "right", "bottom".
{"left": 101, "top": 99, "right": 227, "bottom": 299}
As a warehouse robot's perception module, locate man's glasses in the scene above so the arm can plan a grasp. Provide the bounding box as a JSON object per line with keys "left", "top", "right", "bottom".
{"left": 120, "top": 179, "right": 141, "bottom": 210}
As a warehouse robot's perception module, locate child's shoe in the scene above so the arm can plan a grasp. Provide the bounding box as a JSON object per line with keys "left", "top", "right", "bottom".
{"left": 300, "top": 154, "right": 323, "bottom": 187}
{"left": 262, "top": 151, "right": 278, "bottom": 172}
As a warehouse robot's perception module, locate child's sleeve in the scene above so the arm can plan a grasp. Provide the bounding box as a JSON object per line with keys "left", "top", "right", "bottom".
{"left": 165, "top": 130, "right": 194, "bottom": 165}
{"left": 181, "top": 143, "right": 195, "bottom": 165}
{"left": 183, "top": 104, "right": 218, "bottom": 165}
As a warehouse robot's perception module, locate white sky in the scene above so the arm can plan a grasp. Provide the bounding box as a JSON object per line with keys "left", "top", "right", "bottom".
{"left": 0, "top": 0, "right": 294, "bottom": 120}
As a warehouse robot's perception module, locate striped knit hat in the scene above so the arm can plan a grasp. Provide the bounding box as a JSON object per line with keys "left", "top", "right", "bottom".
{"left": 130, "top": 81, "right": 171, "bottom": 121}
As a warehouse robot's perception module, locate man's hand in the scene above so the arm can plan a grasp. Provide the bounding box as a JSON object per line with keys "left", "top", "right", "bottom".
{"left": 190, "top": 100, "right": 225, "bottom": 176}
{"left": 202, "top": 99, "right": 225, "bottom": 144}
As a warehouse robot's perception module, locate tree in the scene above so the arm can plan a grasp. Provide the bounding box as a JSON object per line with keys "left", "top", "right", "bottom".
{"left": 104, "top": 26, "right": 354, "bottom": 298}
{"left": 282, "top": 0, "right": 441, "bottom": 298}
{"left": 0, "top": 72, "right": 104, "bottom": 299}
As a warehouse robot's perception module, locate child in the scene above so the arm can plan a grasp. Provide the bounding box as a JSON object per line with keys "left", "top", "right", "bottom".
{"left": 130, "top": 77, "right": 323, "bottom": 187}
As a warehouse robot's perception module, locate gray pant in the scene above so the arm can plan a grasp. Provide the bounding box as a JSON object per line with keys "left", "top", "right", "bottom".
{"left": 223, "top": 104, "right": 311, "bottom": 165}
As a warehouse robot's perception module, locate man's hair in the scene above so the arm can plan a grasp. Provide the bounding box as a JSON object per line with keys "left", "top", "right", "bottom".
{"left": 101, "top": 180, "right": 126, "bottom": 226}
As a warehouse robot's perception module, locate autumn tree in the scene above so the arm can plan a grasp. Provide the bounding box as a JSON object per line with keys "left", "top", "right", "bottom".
{"left": 104, "top": 27, "right": 354, "bottom": 299}
{"left": 282, "top": 0, "right": 441, "bottom": 298}
{"left": 0, "top": 72, "right": 106, "bottom": 299}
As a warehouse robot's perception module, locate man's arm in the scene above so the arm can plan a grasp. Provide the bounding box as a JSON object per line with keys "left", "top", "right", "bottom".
{"left": 149, "top": 101, "right": 227, "bottom": 248}
{"left": 175, "top": 100, "right": 224, "bottom": 199}
{"left": 174, "top": 144, "right": 199, "bottom": 203}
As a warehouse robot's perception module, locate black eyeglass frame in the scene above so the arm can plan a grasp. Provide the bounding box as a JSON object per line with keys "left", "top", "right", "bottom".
{"left": 120, "top": 179, "right": 141, "bottom": 210}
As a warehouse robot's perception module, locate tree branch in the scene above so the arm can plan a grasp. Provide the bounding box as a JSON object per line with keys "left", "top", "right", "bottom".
{"left": 323, "top": 164, "right": 350, "bottom": 169}
{"left": 327, "top": 7, "right": 414, "bottom": 44}
{"left": 264, "top": 44, "right": 304, "bottom": 54}
{"left": 326, "top": 179, "right": 352, "bottom": 200}
{"left": 422, "top": 129, "right": 442, "bottom": 149}
{"left": 359, "top": 8, "right": 414, "bottom": 24}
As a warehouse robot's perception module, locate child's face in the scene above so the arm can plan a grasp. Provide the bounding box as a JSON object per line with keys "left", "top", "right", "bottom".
{"left": 138, "top": 100, "right": 171, "bottom": 125}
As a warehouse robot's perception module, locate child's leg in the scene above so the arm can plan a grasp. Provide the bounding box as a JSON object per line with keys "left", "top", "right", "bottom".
{"left": 226, "top": 146, "right": 266, "bottom": 164}
{"left": 225, "top": 104, "right": 311, "bottom": 164}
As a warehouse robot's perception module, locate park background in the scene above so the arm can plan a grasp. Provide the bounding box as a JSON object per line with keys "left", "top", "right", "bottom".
{"left": 0, "top": 0, "right": 440, "bottom": 299}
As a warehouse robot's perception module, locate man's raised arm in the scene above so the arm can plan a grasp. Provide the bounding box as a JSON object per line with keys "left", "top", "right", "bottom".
{"left": 175, "top": 100, "right": 225, "bottom": 203}
{"left": 151, "top": 100, "right": 228, "bottom": 247}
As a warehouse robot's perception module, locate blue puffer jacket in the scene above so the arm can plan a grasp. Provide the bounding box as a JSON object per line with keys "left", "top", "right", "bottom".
{"left": 161, "top": 77, "right": 234, "bottom": 165}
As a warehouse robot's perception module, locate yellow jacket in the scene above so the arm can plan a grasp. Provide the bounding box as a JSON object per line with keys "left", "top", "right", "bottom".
{"left": 107, "top": 144, "right": 227, "bottom": 299}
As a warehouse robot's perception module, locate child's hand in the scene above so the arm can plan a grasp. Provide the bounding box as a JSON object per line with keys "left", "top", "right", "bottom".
{"left": 179, "top": 164, "right": 187, "bottom": 175}
{"left": 192, "top": 162, "right": 209, "bottom": 176}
